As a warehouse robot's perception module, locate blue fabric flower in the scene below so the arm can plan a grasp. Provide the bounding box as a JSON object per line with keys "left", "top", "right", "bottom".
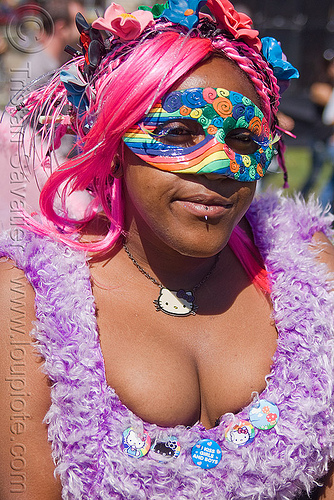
{"left": 161, "top": 0, "right": 205, "bottom": 29}
{"left": 261, "top": 37, "right": 299, "bottom": 81}
{"left": 60, "top": 68, "right": 89, "bottom": 118}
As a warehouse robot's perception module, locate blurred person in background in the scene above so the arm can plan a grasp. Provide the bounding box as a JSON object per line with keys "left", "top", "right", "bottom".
{"left": 301, "top": 51, "right": 334, "bottom": 204}
{"left": 24, "top": 0, "right": 85, "bottom": 82}
{"left": 0, "top": 0, "right": 86, "bottom": 230}
{"left": 0, "top": 33, "right": 8, "bottom": 106}
{"left": 318, "top": 52, "right": 334, "bottom": 209}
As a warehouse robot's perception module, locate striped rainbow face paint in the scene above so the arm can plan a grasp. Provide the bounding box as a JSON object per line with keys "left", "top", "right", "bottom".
{"left": 123, "top": 87, "right": 275, "bottom": 182}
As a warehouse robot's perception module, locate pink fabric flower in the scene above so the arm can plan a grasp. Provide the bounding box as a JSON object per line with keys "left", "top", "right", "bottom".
{"left": 92, "top": 2, "right": 154, "bottom": 41}
{"left": 206, "top": 0, "right": 261, "bottom": 53}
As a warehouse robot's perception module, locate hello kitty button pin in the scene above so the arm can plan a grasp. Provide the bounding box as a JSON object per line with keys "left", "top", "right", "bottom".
{"left": 224, "top": 419, "right": 255, "bottom": 448}
{"left": 150, "top": 435, "right": 181, "bottom": 462}
{"left": 154, "top": 288, "right": 198, "bottom": 317}
{"left": 122, "top": 427, "right": 151, "bottom": 458}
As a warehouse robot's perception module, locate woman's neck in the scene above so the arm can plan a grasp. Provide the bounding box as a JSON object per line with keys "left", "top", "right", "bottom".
{"left": 123, "top": 222, "right": 225, "bottom": 293}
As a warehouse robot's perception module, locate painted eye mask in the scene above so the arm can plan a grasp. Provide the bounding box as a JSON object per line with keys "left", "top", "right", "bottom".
{"left": 123, "top": 87, "right": 275, "bottom": 182}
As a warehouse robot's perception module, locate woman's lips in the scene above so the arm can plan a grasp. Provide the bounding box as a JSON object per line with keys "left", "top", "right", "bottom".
{"left": 174, "top": 195, "right": 233, "bottom": 218}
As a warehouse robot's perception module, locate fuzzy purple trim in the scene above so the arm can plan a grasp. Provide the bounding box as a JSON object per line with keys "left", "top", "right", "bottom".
{"left": 1, "top": 192, "right": 334, "bottom": 499}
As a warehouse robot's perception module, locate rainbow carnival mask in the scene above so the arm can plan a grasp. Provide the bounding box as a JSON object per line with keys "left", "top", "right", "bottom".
{"left": 123, "top": 87, "right": 276, "bottom": 182}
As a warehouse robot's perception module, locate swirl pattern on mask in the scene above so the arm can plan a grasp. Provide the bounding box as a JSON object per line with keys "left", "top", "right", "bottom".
{"left": 182, "top": 88, "right": 207, "bottom": 108}
{"left": 203, "top": 87, "right": 217, "bottom": 103}
{"left": 213, "top": 97, "right": 233, "bottom": 118}
{"left": 162, "top": 91, "right": 183, "bottom": 113}
{"left": 232, "top": 103, "right": 246, "bottom": 120}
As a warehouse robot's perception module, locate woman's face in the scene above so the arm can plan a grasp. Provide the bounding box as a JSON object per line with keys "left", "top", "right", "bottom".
{"left": 122, "top": 57, "right": 260, "bottom": 258}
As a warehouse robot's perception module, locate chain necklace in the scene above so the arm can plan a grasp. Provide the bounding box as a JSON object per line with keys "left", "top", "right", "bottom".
{"left": 123, "top": 243, "right": 220, "bottom": 317}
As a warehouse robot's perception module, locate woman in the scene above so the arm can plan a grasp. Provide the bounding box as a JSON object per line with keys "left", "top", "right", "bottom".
{"left": 1, "top": 0, "right": 334, "bottom": 498}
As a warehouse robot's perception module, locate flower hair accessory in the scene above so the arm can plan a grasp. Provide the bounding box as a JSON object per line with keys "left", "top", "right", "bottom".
{"left": 92, "top": 2, "right": 154, "bottom": 41}
{"left": 160, "top": 0, "right": 206, "bottom": 29}
{"left": 75, "top": 13, "right": 106, "bottom": 80}
{"left": 138, "top": 1, "right": 168, "bottom": 19}
{"left": 206, "top": 0, "right": 261, "bottom": 52}
{"left": 60, "top": 66, "right": 89, "bottom": 119}
{"left": 261, "top": 37, "right": 299, "bottom": 93}
{"left": 139, "top": 0, "right": 261, "bottom": 49}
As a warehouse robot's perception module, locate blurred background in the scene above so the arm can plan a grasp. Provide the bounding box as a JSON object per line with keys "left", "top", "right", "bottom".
{"left": 240, "top": 0, "right": 334, "bottom": 205}
{"left": 0, "top": 0, "right": 333, "bottom": 213}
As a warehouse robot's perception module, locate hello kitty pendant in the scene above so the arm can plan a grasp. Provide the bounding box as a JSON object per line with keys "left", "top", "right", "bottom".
{"left": 154, "top": 287, "right": 198, "bottom": 317}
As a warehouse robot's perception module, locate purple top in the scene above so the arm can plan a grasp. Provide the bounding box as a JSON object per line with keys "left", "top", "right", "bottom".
{"left": 1, "top": 192, "right": 334, "bottom": 499}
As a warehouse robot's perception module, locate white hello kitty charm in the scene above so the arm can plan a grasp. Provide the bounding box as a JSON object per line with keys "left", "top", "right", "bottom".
{"left": 154, "top": 288, "right": 197, "bottom": 316}
{"left": 122, "top": 244, "right": 219, "bottom": 318}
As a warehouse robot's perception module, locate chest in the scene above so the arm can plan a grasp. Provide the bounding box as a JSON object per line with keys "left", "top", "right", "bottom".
{"left": 94, "top": 277, "right": 277, "bottom": 429}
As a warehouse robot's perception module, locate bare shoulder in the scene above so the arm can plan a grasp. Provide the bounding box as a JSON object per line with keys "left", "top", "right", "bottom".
{"left": 317, "top": 463, "right": 334, "bottom": 499}
{"left": 0, "top": 260, "right": 62, "bottom": 499}
{"left": 310, "top": 234, "right": 334, "bottom": 499}
{"left": 310, "top": 231, "right": 334, "bottom": 274}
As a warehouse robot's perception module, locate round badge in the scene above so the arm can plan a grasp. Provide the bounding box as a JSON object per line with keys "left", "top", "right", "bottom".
{"left": 191, "top": 439, "right": 222, "bottom": 469}
{"left": 224, "top": 419, "right": 255, "bottom": 447}
{"left": 249, "top": 400, "right": 279, "bottom": 430}
{"left": 122, "top": 427, "right": 151, "bottom": 458}
{"left": 150, "top": 435, "right": 181, "bottom": 462}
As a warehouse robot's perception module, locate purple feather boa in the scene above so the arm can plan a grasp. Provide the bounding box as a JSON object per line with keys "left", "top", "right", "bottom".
{"left": 1, "top": 192, "right": 334, "bottom": 499}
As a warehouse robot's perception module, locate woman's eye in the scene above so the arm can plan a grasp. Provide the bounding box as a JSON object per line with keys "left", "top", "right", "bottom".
{"left": 225, "top": 129, "right": 260, "bottom": 154}
{"left": 153, "top": 120, "right": 205, "bottom": 147}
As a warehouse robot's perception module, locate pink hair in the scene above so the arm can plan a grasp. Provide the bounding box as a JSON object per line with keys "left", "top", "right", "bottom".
{"left": 24, "top": 32, "right": 213, "bottom": 247}
{"left": 16, "top": 25, "right": 278, "bottom": 291}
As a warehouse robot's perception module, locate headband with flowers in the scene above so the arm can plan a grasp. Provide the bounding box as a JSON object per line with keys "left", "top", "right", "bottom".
{"left": 59, "top": 0, "right": 298, "bottom": 116}
{"left": 89, "top": 0, "right": 298, "bottom": 87}
{"left": 92, "top": 0, "right": 261, "bottom": 50}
